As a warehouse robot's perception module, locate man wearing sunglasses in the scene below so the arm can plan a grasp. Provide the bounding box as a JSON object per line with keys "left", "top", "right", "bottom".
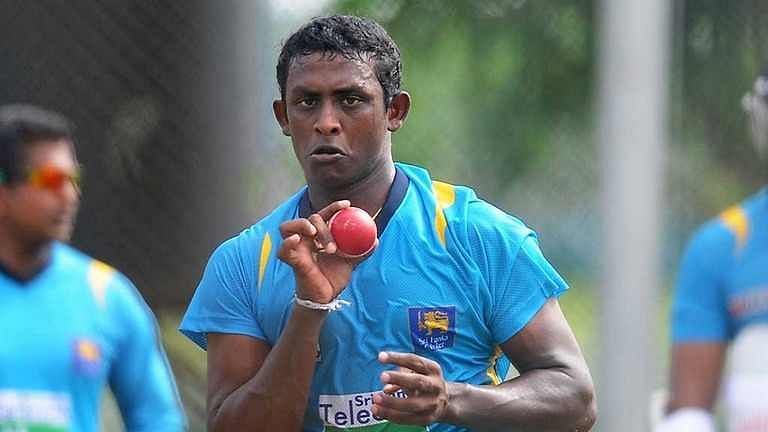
{"left": 657, "top": 70, "right": 768, "bottom": 431}
{"left": 0, "top": 104, "right": 185, "bottom": 431}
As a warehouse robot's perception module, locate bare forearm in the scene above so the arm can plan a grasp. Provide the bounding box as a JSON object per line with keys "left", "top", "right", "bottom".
{"left": 666, "top": 343, "right": 726, "bottom": 413}
{"left": 210, "top": 306, "right": 326, "bottom": 431}
{"left": 442, "top": 368, "right": 596, "bottom": 432}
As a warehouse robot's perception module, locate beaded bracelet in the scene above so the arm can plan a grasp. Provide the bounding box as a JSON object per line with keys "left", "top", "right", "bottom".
{"left": 294, "top": 295, "right": 350, "bottom": 311}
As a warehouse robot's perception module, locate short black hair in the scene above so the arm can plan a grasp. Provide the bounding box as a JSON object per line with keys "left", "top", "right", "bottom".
{"left": 276, "top": 15, "right": 402, "bottom": 107}
{"left": 0, "top": 104, "right": 74, "bottom": 184}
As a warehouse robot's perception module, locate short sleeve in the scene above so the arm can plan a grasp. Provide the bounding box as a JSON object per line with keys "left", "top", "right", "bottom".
{"left": 463, "top": 202, "right": 568, "bottom": 344}
{"left": 179, "top": 234, "right": 265, "bottom": 350}
{"left": 489, "top": 234, "right": 569, "bottom": 344}
{"left": 672, "top": 223, "right": 733, "bottom": 342}
{"left": 108, "top": 274, "right": 186, "bottom": 431}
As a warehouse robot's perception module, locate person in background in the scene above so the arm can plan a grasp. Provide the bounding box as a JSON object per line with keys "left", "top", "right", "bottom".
{"left": 658, "top": 69, "right": 768, "bottom": 431}
{"left": 0, "top": 104, "right": 186, "bottom": 432}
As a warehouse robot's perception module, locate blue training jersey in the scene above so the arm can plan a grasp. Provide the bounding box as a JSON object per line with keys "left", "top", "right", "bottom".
{"left": 181, "top": 163, "right": 568, "bottom": 432}
{"left": 672, "top": 187, "right": 768, "bottom": 342}
{"left": 0, "top": 242, "right": 185, "bottom": 432}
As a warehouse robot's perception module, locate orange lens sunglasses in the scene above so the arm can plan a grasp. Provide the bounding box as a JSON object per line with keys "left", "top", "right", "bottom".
{"left": 27, "top": 164, "right": 82, "bottom": 192}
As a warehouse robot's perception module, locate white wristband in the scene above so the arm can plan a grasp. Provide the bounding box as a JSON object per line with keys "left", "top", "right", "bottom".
{"left": 655, "top": 408, "right": 715, "bottom": 432}
{"left": 294, "top": 295, "right": 350, "bottom": 311}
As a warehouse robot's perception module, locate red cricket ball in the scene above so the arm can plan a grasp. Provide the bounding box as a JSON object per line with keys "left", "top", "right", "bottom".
{"left": 328, "top": 206, "right": 378, "bottom": 257}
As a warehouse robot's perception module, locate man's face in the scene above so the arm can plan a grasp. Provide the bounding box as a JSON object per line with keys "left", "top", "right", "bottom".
{"left": 0, "top": 139, "right": 80, "bottom": 245}
{"left": 275, "top": 53, "right": 396, "bottom": 189}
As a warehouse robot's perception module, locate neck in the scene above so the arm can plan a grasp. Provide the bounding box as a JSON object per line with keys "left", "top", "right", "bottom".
{"left": 308, "top": 161, "right": 396, "bottom": 217}
{"left": 0, "top": 229, "right": 53, "bottom": 280}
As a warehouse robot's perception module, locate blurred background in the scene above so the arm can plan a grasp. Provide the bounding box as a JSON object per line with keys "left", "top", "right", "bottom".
{"left": 1, "top": 0, "right": 766, "bottom": 430}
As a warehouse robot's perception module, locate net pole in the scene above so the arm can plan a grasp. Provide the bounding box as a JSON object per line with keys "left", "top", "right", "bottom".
{"left": 597, "top": 0, "right": 671, "bottom": 429}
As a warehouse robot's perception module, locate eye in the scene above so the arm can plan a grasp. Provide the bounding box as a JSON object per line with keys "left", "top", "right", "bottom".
{"left": 297, "top": 98, "right": 318, "bottom": 108}
{"left": 341, "top": 96, "right": 363, "bottom": 106}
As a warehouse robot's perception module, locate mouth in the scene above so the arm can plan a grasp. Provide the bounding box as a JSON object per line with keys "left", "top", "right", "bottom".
{"left": 308, "top": 145, "right": 347, "bottom": 162}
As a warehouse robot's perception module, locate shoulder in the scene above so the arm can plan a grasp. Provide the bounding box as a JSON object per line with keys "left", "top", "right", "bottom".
{"left": 462, "top": 198, "right": 533, "bottom": 243}
{"left": 676, "top": 200, "right": 754, "bottom": 284}
{"left": 717, "top": 188, "right": 767, "bottom": 243}
{"left": 53, "top": 242, "right": 99, "bottom": 272}
{"left": 53, "top": 243, "right": 130, "bottom": 308}
{"left": 53, "top": 242, "right": 132, "bottom": 286}
{"left": 395, "top": 164, "right": 536, "bottom": 284}
{"left": 716, "top": 203, "right": 750, "bottom": 251}
{"left": 685, "top": 197, "right": 754, "bottom": 261}
{"left": 737, "top": 187, "right": 768, "bottom": 245}
{"left": 690, "top": 214, "right": 736, "bottom": 250}
{"left": 397, "top": 162, "right": 533, "bottom": 249}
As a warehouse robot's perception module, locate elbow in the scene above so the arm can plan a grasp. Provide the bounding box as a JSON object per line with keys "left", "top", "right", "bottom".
{"left": 207, "top": 411, "right": 221, "bottom": 432}
{"left": 207, "top": 401, "right": 222, "bottom": 432}
{"left": 577, "top": 390, "right": 597, "bottom": 431}
{"left": 208, "top": 401, "right": 235, "bottom": 432}
{"left": 522, "top": 365, "right": 597, "bottom": 431}
{"left": 549, "top": 364, "right": 597, "bottom": 431}
{"left": 570, "top": 375, "right": 597, "bottom": 431}
{"left": 559, "top": 355, "right": 597, "bottom": 431}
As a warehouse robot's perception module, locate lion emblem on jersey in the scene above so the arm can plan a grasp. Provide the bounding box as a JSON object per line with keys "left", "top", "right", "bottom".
{"left": 409, "top": 306, "right": 456, "bottom": 352}
{"left": 418, "top": 310, "right": 450, "bottom": 335}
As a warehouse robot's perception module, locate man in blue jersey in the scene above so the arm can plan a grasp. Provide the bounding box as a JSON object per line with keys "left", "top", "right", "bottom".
{"left": 658, "top": 70, "right": 768, "bottom": 431}
{"left": 181, "top": 15, "right": 596, "bottom": 431}
{"left": 0, "top": 104, "right": 185, "bottom": 431}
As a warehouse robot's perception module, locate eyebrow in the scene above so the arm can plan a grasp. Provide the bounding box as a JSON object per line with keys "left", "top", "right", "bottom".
{"left": 332, "top": 85, "right": 369, "bottom": 95}
{"left": 290, "top": 84, "right": 371, "bottom": 97}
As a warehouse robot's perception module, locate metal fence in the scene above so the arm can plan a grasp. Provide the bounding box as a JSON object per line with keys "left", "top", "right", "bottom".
{"left": 1, "top": 1, "right": 282, "bottom": 428}
{"left": 4, "top": 1, "right": 768, "bottom": 430}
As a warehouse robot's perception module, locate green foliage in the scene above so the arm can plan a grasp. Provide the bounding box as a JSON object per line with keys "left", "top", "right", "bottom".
{"left": 677, "top": 0, "right": 768, "bottom": 180}
{"left": 328, "top": 0, "right": 768, "bottom": 274}
{"left": 333, "top": 0, "right": 595, "bottom": 196}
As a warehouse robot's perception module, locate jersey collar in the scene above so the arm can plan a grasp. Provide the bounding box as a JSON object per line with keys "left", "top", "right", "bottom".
{"left": 298, "top": 165, "right": 409, "bottom": 237}
{"left": 0, "top": 243, "right": 57, "bottom": 284}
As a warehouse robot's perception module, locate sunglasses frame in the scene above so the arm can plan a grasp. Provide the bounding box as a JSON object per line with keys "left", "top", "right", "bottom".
{"left": 25, "top": 164, "right": 82, "bottom": 193}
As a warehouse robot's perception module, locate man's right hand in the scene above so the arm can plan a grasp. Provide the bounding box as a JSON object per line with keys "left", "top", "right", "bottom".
{"left": 277, "top": 200, "right": 377, "bottom": 303}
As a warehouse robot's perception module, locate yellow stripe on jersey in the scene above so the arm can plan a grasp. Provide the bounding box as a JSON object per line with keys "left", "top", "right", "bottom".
{"left": 432, "top": 181, "right": 456, "bottom": 247}
{"left": 258, "top": 232, "right": 272, "bottom": 288}
{"left": 87, "top": 260, "right": 115, "bottom": 309}
{"left": 486, "top": 345, "right": 504, "bottom": 385}
{"left": 720, "top": 205, "right": 749, "bottom": 252}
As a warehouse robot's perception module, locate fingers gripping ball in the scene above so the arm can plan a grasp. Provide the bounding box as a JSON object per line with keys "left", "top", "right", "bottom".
{"left": 328, "top": 207, "right": 378, "bottom": 257}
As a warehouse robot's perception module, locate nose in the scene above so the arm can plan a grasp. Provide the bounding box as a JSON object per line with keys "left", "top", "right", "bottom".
{"left": 314, "top": 102, "right": 341, "bottom": 136}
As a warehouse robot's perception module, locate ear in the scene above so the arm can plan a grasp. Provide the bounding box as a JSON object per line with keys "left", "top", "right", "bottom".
{"left": 387, "top": 91, "right": 411, "bottom": 132}
{"left": 273, "top": 99, "right": 291, "bottom": 136}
